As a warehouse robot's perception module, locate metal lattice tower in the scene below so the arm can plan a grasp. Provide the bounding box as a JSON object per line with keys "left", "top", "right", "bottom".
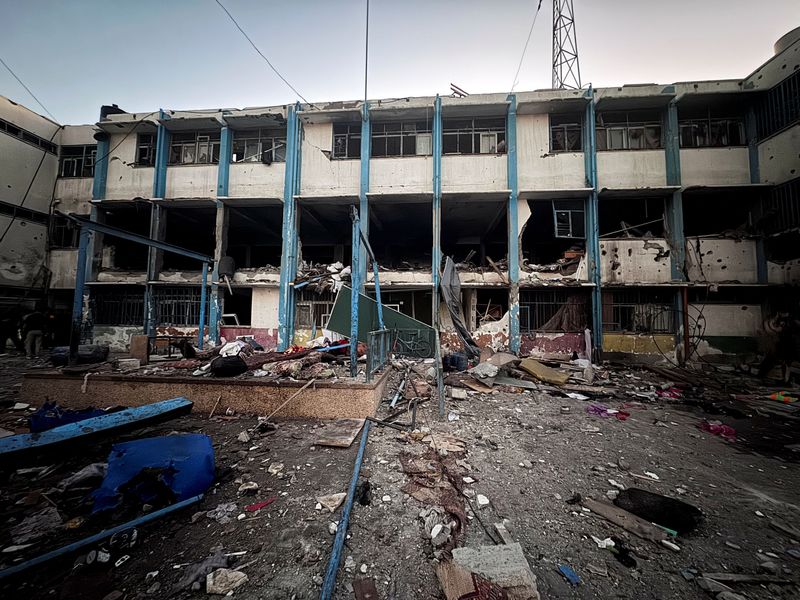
{"left": 552, "top": 0, "right": 582, "bottom": 89}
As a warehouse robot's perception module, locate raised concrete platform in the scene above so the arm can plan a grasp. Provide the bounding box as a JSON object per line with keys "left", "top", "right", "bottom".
{"left": 20, "top": 370, "right": 391, "bottom": 420}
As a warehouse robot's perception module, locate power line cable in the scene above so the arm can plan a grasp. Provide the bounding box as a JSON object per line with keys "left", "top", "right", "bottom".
{"left": 213, "top": 0, "right": 315, "bottom": 108}
{"left": 0, "top": 55, "right": 57, "bottom": 122}
{"left": 509, "top": 0, "right": 543, "bottom": 95}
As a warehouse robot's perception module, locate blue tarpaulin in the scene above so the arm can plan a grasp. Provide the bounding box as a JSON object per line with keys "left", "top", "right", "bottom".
{"left": 28, "top": 401, "right": 106, "bottom": 433}
{"left": 92, "top": 434, "right": 215, "bottom": 513}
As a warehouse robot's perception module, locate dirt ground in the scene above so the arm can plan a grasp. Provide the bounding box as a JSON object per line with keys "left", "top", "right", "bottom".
{"left": 1, "top": 354, "right": 799, "bottom": 600}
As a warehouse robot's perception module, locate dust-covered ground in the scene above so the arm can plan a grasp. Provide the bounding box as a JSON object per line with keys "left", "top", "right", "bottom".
{"left": 1, "top": 356, "right": 799, "bottom": 600}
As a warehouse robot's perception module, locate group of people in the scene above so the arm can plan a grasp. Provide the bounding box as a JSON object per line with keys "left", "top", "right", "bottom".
{"left": 0, "top": 306, "right": 48, "bottom": 359}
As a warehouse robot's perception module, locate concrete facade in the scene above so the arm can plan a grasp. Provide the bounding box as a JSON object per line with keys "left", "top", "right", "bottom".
{"left": 2, "top": 28, "right": 799, "bottom": 361}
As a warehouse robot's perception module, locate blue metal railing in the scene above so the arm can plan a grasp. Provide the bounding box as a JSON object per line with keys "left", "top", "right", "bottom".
{"left": 366, "top": 328, "right": 392, "bottom": 382}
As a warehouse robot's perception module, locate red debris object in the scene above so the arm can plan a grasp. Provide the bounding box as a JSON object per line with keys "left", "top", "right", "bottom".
{"left": 245, "top": 497, "right": 277, "bottom": 512}
{"left": 657, "top": 387, "right": 683, "bottom": 399}
{"left": 699, "top": 420, "right": 736, "bottom": 441}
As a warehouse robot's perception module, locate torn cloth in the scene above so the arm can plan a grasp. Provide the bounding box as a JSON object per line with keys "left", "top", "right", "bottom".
{"left": 440, "top": 257, "right": 480, "bottom": 358}
{"left": 92, "top": 434, "right": 215, "bottom": 513}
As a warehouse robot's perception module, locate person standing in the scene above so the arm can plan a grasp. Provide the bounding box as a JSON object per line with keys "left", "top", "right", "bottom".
{"left": 22, "top": 307, "right": 46, "bottom": 359}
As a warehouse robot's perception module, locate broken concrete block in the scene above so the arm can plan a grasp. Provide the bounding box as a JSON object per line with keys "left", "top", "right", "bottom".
{"left": 116, "top": 358, "right": 140, "bottom": 371}
{"left": 316, "top": 492, "right": 346, "bottom": 513}
{"left": 476, "top": 494, "right": 490, "bottom": 509}
{"left": 450, "top": 387, "right": 468, "bottom": 400}
{"left": 206, "top": 568, "right": 248, "bottom": 595}
{"left": 452, "top": 542, "right": 540, "bottom": 600}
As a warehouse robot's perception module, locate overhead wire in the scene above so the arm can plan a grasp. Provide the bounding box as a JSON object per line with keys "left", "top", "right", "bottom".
{"left": 213, "top": 0, "right": 317, "bottom": 108}
{"left": 0, "top": 55, "right": 57, "bottom": 122}
{"left": 509, "top": 0, "right": 544, "bottom": 95}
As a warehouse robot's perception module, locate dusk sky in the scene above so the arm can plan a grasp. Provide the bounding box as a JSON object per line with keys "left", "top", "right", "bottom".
{"left": 2, "top": 0, "right": 798, "bottom": 124}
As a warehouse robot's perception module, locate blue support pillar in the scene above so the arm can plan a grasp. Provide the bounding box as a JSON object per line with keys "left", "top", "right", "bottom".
{"left": 277, "top": 104, "right": 303, "bottom": 351}
{"left": 506, "top": 94, "right": 520, "bottom": 354}
{"left": 153, "top": 110, "right": 170, "bottom": 199}
{"left": 349, "top": 213, "right": 361, "bottom": 377}
{"left": 198, "top": 262, "right": 208, "bottom": 349}
{"left": 583, "top": 88, "right": 603, "bottom": 357}
{"left": 583, "top": 100, "right": 602, "bottom": 358}
{"left": 68, "top": 228, "right": 91, "bottom": 365}
{"left": 665, "top": 99, "right": 685, "bottom": 281}
{"left": 209, "top": 125, "right": 232, "bottom": 343}
{"left": 217, "top": 125, "right": 232, "bottom": 197}
{"left": 92, "top": 135, "right": 109, "bottom": 201}
{"left": 358, "top": 103, "right": 371, "bottom": 289}
{"left": 432, "top": 96, "right": 443, "bottom": 323}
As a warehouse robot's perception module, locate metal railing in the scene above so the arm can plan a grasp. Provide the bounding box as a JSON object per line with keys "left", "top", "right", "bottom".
{"left": 366, "top": 328, "right": 392, "bottom": 382}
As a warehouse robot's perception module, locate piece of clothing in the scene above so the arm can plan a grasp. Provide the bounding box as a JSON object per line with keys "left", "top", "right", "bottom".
{"left": 25, "top": 330, "right": 43, "bottom": 358}
{"left": 22, "top": 311, "right": 45, "bottom": 335}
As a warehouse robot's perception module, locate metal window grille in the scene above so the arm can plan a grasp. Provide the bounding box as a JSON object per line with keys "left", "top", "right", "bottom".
{"left": 91, "top": 287, "right": 145, "bottom": 326}
{"left": 370, "top": 121, "right": 432, "bottom": 157}
{"left": 296, "top": 289, "right": 336, "bottom": 328}
{"left": 168, "top": 131, "right": 221, "bottom": 165}
{"left": 753, "top": 176, "right": 800, "bottom": 234}
{"left": 756, "top": 69, "right": 800, "bottom": 140}
{"left": 49, "top": 215, "right": 79, "bottom": 248}
{"left": 59, "top": 145, "right": 97, "bottom": 177}
{"left": 0, "top": 118, "right": 58, "bottom": 154}
{"left": 135, "top": 133, "right": 156, "bottom": 166}
{"left": 442, "top": 118, "right": 506, "bottom": 154}
{"left": 520, "top": 289, "right": 588, "bottom": 332}
{"left": 603, "top": 289, "right": 674, "bottom": 333}
{"left": 332, "top": 123, "right": 362, "bottom": 159}
{"left": 231, "top": 128, "right": 288, "bottom": 163}
{"left": 153, "top": 286, "right": 205, "bottom": 326}
{"left": 595, "top": 111, "right": 662, "bottom": 151}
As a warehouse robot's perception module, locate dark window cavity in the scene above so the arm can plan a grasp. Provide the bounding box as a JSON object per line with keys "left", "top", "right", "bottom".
{"left": 136, "top": 133, "right": 156, "bottom": 166}
{"left": 371, "top": 121, "right": 432, "bottom": 157}
{"left": 168, "top": 131, "right": 221, "bottom": 165}
{"left": 549, "top": 113, "right": 583, "bottom": 153}
{"left": 596, "top": 110, "right": 662, "bottom": 151}
{"left": 552, "top": 199, "right": 585, "bottom": 239}
{"left": 49, "top": 215, "right": 80, "bottom": 248}
{"left": 59, "top": 145, "right": 97, "bottom": 178}
{"left": 679, "top": 108, "right": 745, "bottom": 148}
{"left": 332, "top": 123, "right": 362, "bottom": 159}
{"left": 603, "top": 288, "right": 675, "bottom": 333}
{"left": 755, "top": 69, "right": 800, "bottom": 140}
{"left": 442, "top": 118, "right": 506, "bottom": 155}
{"left": 231, "top": 128, "right": 288, "bottom": 164}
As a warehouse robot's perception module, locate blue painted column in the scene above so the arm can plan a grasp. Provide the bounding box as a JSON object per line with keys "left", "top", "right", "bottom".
{"left": 665, "top": 99, "right": 685, "bottom": 281}
{"left": 358, "top": 103, "right": 371, "bottom": 289}
{"left": 198, "top": 262, "right": 208, "bottom": 349}
{"left": 349, "top": 213, "right": 361, "bottom": 377}
{"left": 68, "top": 227, "right": 91, "bottom": 364}
{"left": 432, "top": 96, "right": 443, "bottom": 327}
{"left": 152, "top": 110, "right": 170, "bottom": 199}
{"left": 746, "top": 106, "right": 768, "bottom": 283}
{"left": 92, "top": 135, "right": 109, "bottom": 201}
{"left": 277, "top": 104, "right": 303, "bottom": 350}
{"left": 506, "top": 94, "right": 520, "bottom": 354}
{"left": 583, "top": 88, "right": 603, "bottom": 356}
{"left": 146, "top": 110, "right": 171, "bottom": 336}
{"left": 210, "top": 125, "right": 233, "bottom": 343}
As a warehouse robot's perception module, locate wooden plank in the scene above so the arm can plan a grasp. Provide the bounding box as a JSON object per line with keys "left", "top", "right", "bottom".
{"left": 315, "top": 419, "right": 366, "bottom": 448}
{"left": 493, "top": 522, "right": 516, "bottom": 545}
{"left": 582, "top": 498, "right": 668, "bottom": 543}
{"left": 0, "top": 397, "right": 193, "bottom": 465}
{"left": 519, "top": 358, "right": 570, "bottom": 386}
{"left": 703, "top": 572, "right": 792, "bottom": 584}
{"left": 463, "top": 379, "right": 495, "bottom": 393}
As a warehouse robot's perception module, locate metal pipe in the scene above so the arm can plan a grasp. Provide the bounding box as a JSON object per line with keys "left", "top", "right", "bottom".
{"left": 389, "top": 368, "right": 409, "bottom": 408}
{"left": 0, "top": 494, "right": 203, "bottom": 580}
{"left": 320, "top": 420, "right": 371, "bottom": 600}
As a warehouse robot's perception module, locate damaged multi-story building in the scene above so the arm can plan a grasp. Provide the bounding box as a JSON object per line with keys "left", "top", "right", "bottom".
{"left": 2, "top": 26, "right": 799, "bottom": 363}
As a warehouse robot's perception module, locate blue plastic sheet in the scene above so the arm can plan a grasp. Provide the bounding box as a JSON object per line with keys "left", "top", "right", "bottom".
{"left": 28, "top": 401, "right": 106, "bottom": 433}
{"left": 92, "top": 434, "right": 215, "bottom": 513}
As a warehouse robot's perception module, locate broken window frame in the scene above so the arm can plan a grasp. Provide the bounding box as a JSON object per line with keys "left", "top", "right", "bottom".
{"left": 295, "top": 289, "right": 336, "bottom": 328}
{"left": 520, "top": 289, "right": 589, "bottom": 332}
{"left": 332, "top": 123, "right": 362, "bottom": 159}
{"left": 58, "top": 145, "right": 97, "bottom": 178}
{"left": 595, "top": 111, "right": 662, "bottom": 151}
{"left": 755, "top": 68, "right": 800, "bottom": 140}
{"left": 231, "top": 128, "right": 288, "bottom": 164}
{"left": 135, "top": 133, "right": 156, "bottom": 166}
{"left": 49, "top": 214, "right": 80, "bottom": 249}
{"left": 552, "top": 200, "right": 585, "bottom": 239}
{"left": 442, "top": 118, "right": 506, "bottom": 155}
{"left": 91, "top": 286, "right": 146, "bottom": 326}
{"left": 168, "top": 131, "right": 221, "bottom": 165}
{"left": 549, "top": 114, "right": 583, "bottom": 153}
{"left": 370, "top": 121, "right": 432, "bottom": 158}
{"left": 679, "top": 109, "right": 745, "bottom": 148}
{"left": 603, "top": 289, "right": 675, "bottom": 334}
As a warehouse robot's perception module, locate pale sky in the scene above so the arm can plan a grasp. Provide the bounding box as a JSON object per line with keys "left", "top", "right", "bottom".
{"left": 2, "top": 0, "right": 798, "bottom": 125}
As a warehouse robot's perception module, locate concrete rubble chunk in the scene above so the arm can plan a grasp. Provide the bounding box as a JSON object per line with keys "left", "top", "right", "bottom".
{"left": 452, "top": 542, "right": 540, "bottom": 600}
{"left": 206, "top": 568, "right": 248, "bottom": 595}
{"left": 476, "top": 494, "right": 490, "bottom": 508}
{"left": 316, "top": 492, "right": 346, "bottom": 513}
{"left": 519, "top": 358, "right": 570, "bottom": 385}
